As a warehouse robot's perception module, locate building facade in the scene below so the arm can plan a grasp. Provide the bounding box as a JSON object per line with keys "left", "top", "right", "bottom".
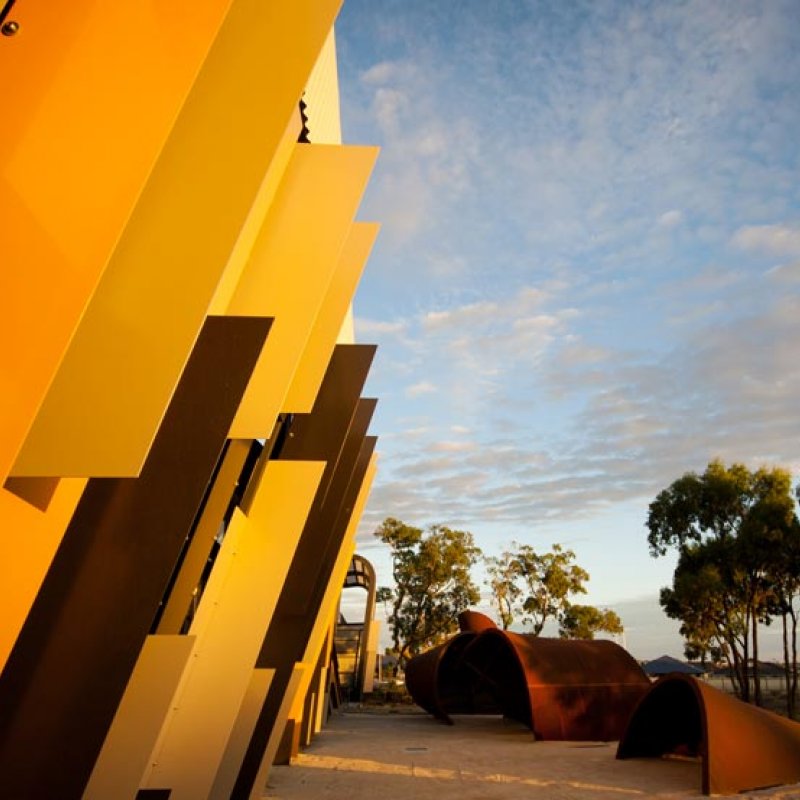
{"left": 0, "top": 3, "right": 378, "bottom": 798}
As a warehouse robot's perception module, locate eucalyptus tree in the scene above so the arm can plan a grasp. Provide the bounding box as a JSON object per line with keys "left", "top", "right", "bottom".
{"left": 484, "top": 549, "right": 522, "bottom": 629}
{"left": 485, "top": 542, "right": 621, "bottom": 640}
{"left": 648, "top": 460, "right": 799, "bottom": 705}
{"left": 514, "top": 542, "right": 589, "bottom": 635}
{"left": 375, "top": 517, "right": 482, "bottom": 666}
{"left": 558, "top": 604, "right": 623, "bottom": 640}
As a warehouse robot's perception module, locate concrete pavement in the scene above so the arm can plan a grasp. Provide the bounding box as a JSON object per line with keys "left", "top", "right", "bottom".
{"left": 264, "top": 710, "right": 800, "bottom": 799}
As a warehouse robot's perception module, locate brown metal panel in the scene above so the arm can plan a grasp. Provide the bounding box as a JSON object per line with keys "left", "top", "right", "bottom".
{"left": 272, "top": 719, "right": 299, "bottom": 767}
{"left": 230, "top": 353, "right": 376, "bottom": 800}
{"left": 617, "top": 673, "right": 800, "bottom": 795}
{"left": 278, "top": 345, "right": 376, "bottom": 494}
{"left": 233, "top": 431, "right": 377, "bottom": 798}
{"left": 155, "top": 439, "right": 252, "bottom": 634}
{"left": 0, "top": 316, "right": 270, "bottom": 800}
{"left": 2, "top": 476, "right": 60, "bottom": 512}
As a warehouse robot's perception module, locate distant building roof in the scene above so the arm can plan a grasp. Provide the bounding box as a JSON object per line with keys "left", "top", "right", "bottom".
{"left": 642, "top": 655, "right": 705, "bottom": 676}
{"left": 711, "top": 660, "right": 785, "bottom": 678}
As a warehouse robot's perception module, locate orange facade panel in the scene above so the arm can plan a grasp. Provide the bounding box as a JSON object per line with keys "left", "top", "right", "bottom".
{"left": 0, "top": 481, "right": 86, "bottom": 671}
{"left": 10, "top": 0, "right": 344, "bottom": 478}
{"left": 0, "top": 0, "right": 233, "bottom": 482}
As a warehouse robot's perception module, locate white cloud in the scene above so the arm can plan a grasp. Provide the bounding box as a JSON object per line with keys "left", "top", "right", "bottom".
{"left": 432, "top": 440, "right": 476, "bottom": 453}
{"left": 359, "top": 60, "right": 397, "bottom": 86}
{"left": 405, "top": 380, "right": 436, "bottom": 398}
{"left": 657, "top": 210, "right": 684, "bottom": 228}
{"left": 365, "top": 286, "right": 800, "bottom": 544}
{"left": 558, "top": 341, "right": 611, "bottom": 367}
{"left": 671, "top": 266, "right": 744, "bottom": 293}
{"left": 338, "top": 2, "right": 800, "bottom": 640}
{"left": 767, "top": 262, "right": 800, "bottom": 283}
{"left": 354, "top": 317, "right": 407, "bottom": 337}
{"left": 732, "top": 224, "right": 800, "bottom": 257}
{"left": 372, "top": 87, "right": 408, "bottom": 134}
{"left": 422, "top": 301, "right": 499, "bottom": 332}
{"left": 422, "top": 287, "right": 551, "bottom": 333}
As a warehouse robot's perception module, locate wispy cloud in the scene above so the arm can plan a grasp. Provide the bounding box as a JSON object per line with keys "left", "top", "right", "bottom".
{"left": 732, "top": 224, "right": 800, "bottom": 257}
{"left": 359, "top": 275, "right": 800, "bottom": 559}
{"left": 354, "top": 317, "right": 407, "bottom": 337}
{"left": 405, "top": 380, "right": 436, "bottom": 398}
{"left": 338, "top": 1, "right": 800, "bottom": 625}
{"left": 657, "top": 210, "right": 684, "bottom": 229}
{"left": 767, "top": 262, "right": 800, "bottom": 283}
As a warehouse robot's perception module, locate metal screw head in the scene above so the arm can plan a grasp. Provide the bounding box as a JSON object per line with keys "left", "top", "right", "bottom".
{"left": 1, "top": 20, "right": 20, "bottom": 36}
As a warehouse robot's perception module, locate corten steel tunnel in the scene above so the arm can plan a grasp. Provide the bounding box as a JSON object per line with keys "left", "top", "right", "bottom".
{"left": 617, "top": 673, "right": 800, "bottom": 795}
{"left": 406, "top": 611, "right": 650, "bottom": 740}
{"left": 405, "top": 610, "right": 511, "bottom": 723}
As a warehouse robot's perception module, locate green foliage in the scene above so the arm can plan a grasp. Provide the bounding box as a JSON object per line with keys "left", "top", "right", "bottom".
{"left": 647, "top": 459, "right": 795, "bottom": 556}
{"left": 484, "top": 550, "right": 522, "bottom": 629}
{"left": 648, "top": 459, "right": 800, "bottom": 707}
{"left": 375, "top": 586, "right": 393, "bottom": 615}
{"left": 559, "top": 604, "right": 623, "bottom": 640}
{"left": 514, "top": 543, "right": 589, "bottom": 635}
{"left": 484, "top": 542, "right": 618, "bottom": 640}
{"left": 375, "top": 517, "right": 482, "bottom": 666}
{"left": 659, "top": 540, "right": 746, "bottom": 666}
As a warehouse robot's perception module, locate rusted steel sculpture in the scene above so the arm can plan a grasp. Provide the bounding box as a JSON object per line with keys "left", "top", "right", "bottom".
{"left": 617, "top": 673, "right": 800, "bottom": 795}
{"left": 465, "top": 629, "right": 649, "bottom": 740}
{"left": 404, "top": 632, "right": 477, "bottom": 723}
{"left": 405, "top": 610, "right": 649, "bottom": 740}
{"left": 458, "top": 610, "right": 497, "bottom": 633}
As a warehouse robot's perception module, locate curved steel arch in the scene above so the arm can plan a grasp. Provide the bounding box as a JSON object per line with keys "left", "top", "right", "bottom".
{"left": 617, "top": 673, "right": 800, "bottom": 795}
{"left": 406, "top": 610, "right": 649, "bottom": 741}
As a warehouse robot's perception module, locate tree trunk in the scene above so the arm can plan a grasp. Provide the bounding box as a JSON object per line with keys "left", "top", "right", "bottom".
{"left": 735, "top": 641, "right": 749, "bottom": 701}
{"left": 742, "top": 608, "right": 751, "bottom": 703}
{"left": 752, "top": 607, "right": 761, "bottom": 707}
{"left": 728, "top": 634, "right": 746, "bottom": 700}
{"left": 782, "top": 610, "right": 792, "bottom": 717}
{"left": 791, "top": 606, "right": 798, "bottom": 719}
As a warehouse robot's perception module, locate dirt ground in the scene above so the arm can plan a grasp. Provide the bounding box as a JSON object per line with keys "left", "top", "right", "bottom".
{"left": 265, "top": 710, "right": 800, "bottom": 800}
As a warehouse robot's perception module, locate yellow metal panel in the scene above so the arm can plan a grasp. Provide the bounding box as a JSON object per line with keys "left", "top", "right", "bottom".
{"left": 290, "top": 538, "right": 357, "bottom": 724}
{"left": 313, "top": 666, "right": 330, "bottom": 735}
{"left": 0, "top": 0, "right": 233, "bottom": 482}
{"left": 303, "top": 29, "right": 343, "bottom": 144}
{"left": 300, "top": 628, "right": 334, "bottom": 746}
{"left": 284, "top": 222, "right": 380, "bottom": 411}
{"left": 249, "top": 664, "right": 308, "bottom": 800}
{"left": 83, "top": 635, "right": 196, "bottom": 800}
{"left": 11, "top": 0, "right": 344, "bottom": 478}
{"left": 143, "top": 461, "right": 324, "bottom": 800}
{"left": 228, "top": 144, "right": 378, "bottom": 439}
{"left": 309, "top": 627, "right": 335, "bottom": 741}
{"left": 209, "top": 669, "right": 274, "bottom": 800}
{"left": 0, "top": 481, "right": 86, "bottom": 670}
{"left": 207, "top": 111, "right": 302, "bottom": 316}
{"left": 338, "top": 306, "right": 357, "bottom": 345}
{"left": 363, "top": 620, "right": 380, "bottom": 694}
{"left": 271, "top": 455, "right": 378, "bottom": 755}
{"left": 305, "top": 454, "right": 377, "bottom": 670}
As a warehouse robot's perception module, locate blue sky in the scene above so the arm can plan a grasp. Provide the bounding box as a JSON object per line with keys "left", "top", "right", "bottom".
{"left": 334, "top": 0, "right": 800, "bottom": 658}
